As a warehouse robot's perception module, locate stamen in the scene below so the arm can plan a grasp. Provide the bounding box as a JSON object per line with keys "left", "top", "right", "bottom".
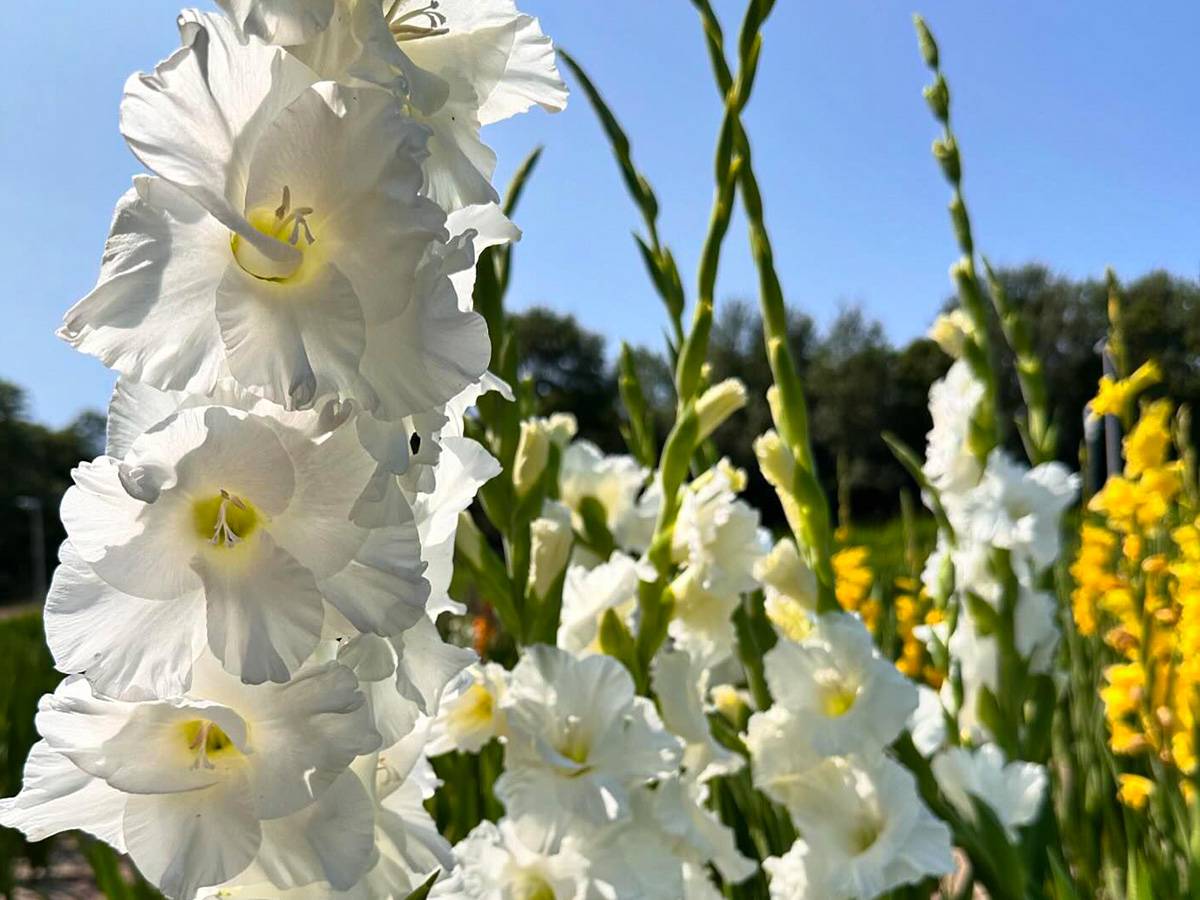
{"left": 389, "top": 1, "right": 449, "bottom": 39}
{"left": 210, "top": 489, "right": 246, "bottom": 548}
{"left": 188, "top": 722, "right": 216, "bottom": 770}
{"left": 274, "top": 185, "right": 291, "bottom": 221}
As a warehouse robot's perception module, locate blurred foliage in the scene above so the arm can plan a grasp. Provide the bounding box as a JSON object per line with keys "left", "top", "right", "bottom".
{"left": 0, "top": 612, "right": 64, "bottom": 897}
{"left": 0, "top": 381, "right": 103, "bottom": 604}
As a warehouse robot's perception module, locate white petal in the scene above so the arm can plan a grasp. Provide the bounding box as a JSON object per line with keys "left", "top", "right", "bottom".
{"left": 120, "top": 10, "right": 313, "bottom": 263}
{"left": 0, "top": 741, "right": 127, "bottom": 850}
{"left": 318, "top": 524, "right": 430, "bottom": 637}
{"left": 251, "top": 769, "right": 376, "bottom": 891}
{"left": 231, "top": 661, "right": 380, "bottom": 819}
{"left": 45, "top": 541, "right": 206, "bottom": 700}
{"left": 392, "top": 617, "right": 476, "bottom": 717}
{"left": 59, "top": 178, "right": 230, "bottom": 394}
{"left": 198, "top": 530, "right": 325, "bottom": 684}
{"left": 217, "top": 0, "right": 336, "bottom": 45}
{"left": 123, "top": 767, "right": 262, "bottom": 899}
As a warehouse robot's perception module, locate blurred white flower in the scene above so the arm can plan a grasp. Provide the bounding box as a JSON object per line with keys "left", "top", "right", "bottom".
{"left": 951, "top": 449, "right": 1079, "bottom": 574}
{"left": 757, "top": 754, "right": 954, "bottom": 900}
{"left": 495, "top": 645, "right": 682, "bottom": 826}
{"left": 667, "top": 566, "right": 743, "bottom": 669}
{"left": 673, "top": 466, "right": 768, "bottom": 596}
{"left": 694, "top": 378, "right": 748, "bottom": 442}
{"left": 429, "top": 662, "right": 510, "bottom": 755}
{"left": 557, "top": 552, "right": 640, "bottom": 657}
{"left": 434, "top": 817, "right": 589, "bottom": 900}
{"left": 757, "top": 612, "right": 917, "bottom": 756}
{"left": 652, "top": 648, "right": 743, "bottom": 785}
{"left": 763, "top": 840, "right": 828, "bottom": 900}
{"left": 756, "top": 538, "right": 818, "bottom": 641}
{"left": 932, "top": 744, "right": 1047, "bottom": 842}
{"left": 514, "top": 414, "right": 577, "bottom": 495}
{"left": 923, "top": 360, "right": 985, "bottom": 497}
{"left": 558, "top": 440, "right": 648, "bottom": 540}
{"left": 0, "top": 657, "right": 380, "bottom": 899}
{"left": 909, "top": 685, "right": 949, "bottom": 758}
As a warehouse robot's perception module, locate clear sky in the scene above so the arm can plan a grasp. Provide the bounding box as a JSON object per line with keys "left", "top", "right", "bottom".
{"left": 2, "top": 1, "right": 1198, "bottom": 427}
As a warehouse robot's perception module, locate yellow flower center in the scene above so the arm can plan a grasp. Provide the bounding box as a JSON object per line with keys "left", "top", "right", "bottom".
{"left": 448, "top": 685, "right": 495, "bottom": 733}
{"left": 510, "top": 872, "right": 556, "bottom": 900}
{"left": 183, "top": 720, "right": 239, "bottom": 770}
{"left": 193, "top": 490, "right": 259, "bottom": 548}
{"left": 821, "top": 683, "right": 858, "bottom": 717}
{"left": 231, "top": 186, "right": 317, "bottom": 282}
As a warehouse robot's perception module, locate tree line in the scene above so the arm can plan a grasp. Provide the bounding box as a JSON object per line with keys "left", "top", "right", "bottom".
{"left": 513, "top": 264, "right": 1200, "bottom": 532}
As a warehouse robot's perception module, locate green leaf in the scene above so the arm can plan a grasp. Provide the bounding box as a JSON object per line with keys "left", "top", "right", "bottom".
{"left": 599, "top": 608, "right": 643, "bottom": 689}
{"left": 403, "top": 869, "right": 441, "bottom": 900}
{"left": 577, "top": 496, "right": 617, "bottom": 558}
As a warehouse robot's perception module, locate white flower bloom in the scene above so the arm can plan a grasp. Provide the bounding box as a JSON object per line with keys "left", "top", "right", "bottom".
{"left": 496, "top": 645, "right": 682, "bottom": 826}
{"left": 942, "top": 607, "right": 997, "bottom": 743}
{"left": 49, "top": 380, "right": 429, "bottom": 694}
{"left": 909, "top": 685, "right": 948, "bottom": 757}
{"left": 652, "top": 648, "right": 743, "bottom": 785}
{"left": 923, "top": 360, "right": 985, "bottom": 497}
{"left": 0, "top": 658, "right": 380, "bottom": 900}
{"left": 756, "top": 538, "right": 818, "bottom": 642}
{"left": 429, "top": 662, "right": 510, "bottom": 754}
{"left": 932, "top": 744, "right": 1047, "bottom": 842}
{"left": 763, "top": 840, "right": 830, "bottom": 900}
{"left": 558, "top": 440, "right": 648, "bottom": 540}
{"left": 755, "top": 754, "right": 954, "bottom": 900}
{"left": 434, "top": 818, "right": 589, "bottom": 900}
{"left": 759, "top": 612, "right": 917, "bottom": 757}
{"left": 557, "top": 552, "right": 640, "bottom": 657}
{"left": 667, "top": 566, "right": 742, "bottom": 669}
{"left": 529, "top": 501, "right": 574, "bottom": 600}
{"left": 64, "top": 12, "right": 488, "bottom": 419}
{"left": 951, "top": 449, "right": 1079, "bottom": 574}
{"left": 218, "top": 0, "right": 336, "bottom": 44}
{"left": 640, "top": 778, "right": 756, "bottom": 887}
{"left": 673, "top": 467, "right": 768, "bottom": 596}
{"left": 360, "top": 726, "right": 455, "bottom": 898}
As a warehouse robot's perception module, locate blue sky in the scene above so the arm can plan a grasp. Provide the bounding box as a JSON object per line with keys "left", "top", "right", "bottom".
{"left": 2, "top": 1, "right": 1198, "bottom": 427}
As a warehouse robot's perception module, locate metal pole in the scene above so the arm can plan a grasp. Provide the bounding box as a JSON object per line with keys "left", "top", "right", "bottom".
{"left": 1094, "top": 337, "right": 1123, "bottom": 482}
{"left": 16, "top": 496, "right": 46, "bottom": 601}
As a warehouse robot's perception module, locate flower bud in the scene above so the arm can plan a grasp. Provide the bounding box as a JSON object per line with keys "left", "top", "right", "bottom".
{"left": 754, "top": 538, "right": 817, "bottom": 610}
{"left": 927, "top": 309, "right": 974, "bottom": 359}
{"left": 528, "top": 501, "right": 573, "bottom": 599}
{"left": 933, "top": 135, "right": 960, "bottom": 183}
{"left": 923, "top": 74, "right": 950, "bottom": 122}
{"left": 513, "top": 414, "right": 577, "bottom": 495}
{"left": 695, "top": 378, "right": 748, "bottom": 442}
{"left": 913, "top": 14, "right": 939, "bottom": 68}
{"left": 754, "top": 429, "right": 805, "bottom": 537}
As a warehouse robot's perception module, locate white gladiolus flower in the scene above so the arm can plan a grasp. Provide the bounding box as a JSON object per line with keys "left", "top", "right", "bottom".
{"left": 558, "top": 440, "right": 648, "bottom": 539}
{"left": 63, "top": 11, "right": 489, "bottom": 419}
{"left": 359, "top": 727, "right": 455, "bottom": 898}
{"left": 429, "top": 662, "right": 510, "bottom": 754}
{"left": 652, "top": 648, "right": 743, "bottom": 785}
{"left": 495, "top": 645, "right": 682, "bottom": 826}
{"left": 218, "top": 0, "right": 336, "bottom": 44}
{"left": 923, "top": 360, "right": 985, "bottom": 496}
{"left": 262, "top": 0, "right": 568, "bottom": 211}
{"left": 909, "top": 685, "right": 949, "bottom": 757}
{"left": 950, "top": 449, "right": 1080, "bottom": 574}
{"left": 763, "top": 840, "right": 829, "bottom": 900}
{"left": 756, "top": 538, "right": 818, "bottom": 642}
{"left": 932, "top": 744, "right": 1048, "bottom": 842}
{"left": 434, "top": 818, "right": 590, "bottom": 900}
{"left": 557, "top": 552, "right": 640, "bottom": 657}
{"left": 755, "top": 754, "right": 954, "bottom": 900}
{"left": 0, "top": 658, "right": 380, "bottom": 900}
{"left": 49, "top": 380, "right": 429, "bottom": 693}
{"left": 760, "top": 613, "right": 917, "bottom": 756}
{"left": 673, "top": 465, "right": 769, "bottom": 596}
{"left": 667, "top": 566, "right": 742, "bottom": 669}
